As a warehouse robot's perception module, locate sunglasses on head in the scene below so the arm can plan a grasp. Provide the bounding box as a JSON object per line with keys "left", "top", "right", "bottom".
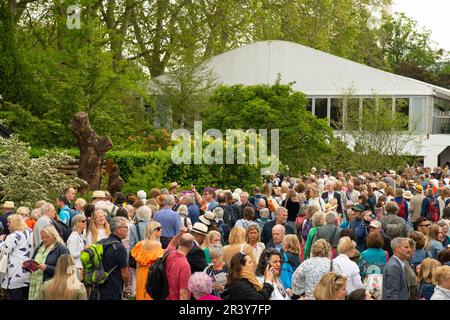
{"left": 155, "top": 227, "right": 162, "bottom": 231}
{"left": 333, "top": 272, "right": 343, "bottom": 282}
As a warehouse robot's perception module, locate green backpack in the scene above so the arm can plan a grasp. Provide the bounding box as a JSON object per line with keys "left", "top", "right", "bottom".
{"left": 80, "top": 239, "right": 121, "bottom": 286}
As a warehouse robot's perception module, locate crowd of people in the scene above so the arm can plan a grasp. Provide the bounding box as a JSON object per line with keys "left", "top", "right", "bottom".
{"left": 1, "top": 166, "right": 450, "bottom": 300}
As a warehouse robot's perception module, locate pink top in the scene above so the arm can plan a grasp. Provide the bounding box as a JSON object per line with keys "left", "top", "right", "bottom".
{"left": 165, "top": 245, "right": 191, "bottom": 300}
{"left": 197, "top": 294, "right": 222, "bottom": 300}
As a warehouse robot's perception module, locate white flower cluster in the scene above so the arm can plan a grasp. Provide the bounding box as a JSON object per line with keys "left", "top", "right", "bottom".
{"left": 0, "top": 137, "right": 88, "bottom": 207}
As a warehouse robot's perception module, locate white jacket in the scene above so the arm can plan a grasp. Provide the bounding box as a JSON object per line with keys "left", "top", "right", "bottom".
{"left": 430, "top": 285, "right": 450, "bottom": 300}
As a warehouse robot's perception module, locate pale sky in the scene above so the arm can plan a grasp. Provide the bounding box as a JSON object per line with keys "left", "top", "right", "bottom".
{"left": 392, "top": 0, "right": 450, "bottom": 51}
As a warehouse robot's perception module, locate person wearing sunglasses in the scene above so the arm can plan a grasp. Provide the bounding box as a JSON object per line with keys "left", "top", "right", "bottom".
{"left": 67, "top": 214, "right": 88, "bottom": 280}
{"left": 313, "top": 272, "right": 348, "bottom": 300}
{"left": 416, "top": 217, "right": 432, "bottom": 236}
{"left": 131, "top": 221, "right": 164, "bottom": 300}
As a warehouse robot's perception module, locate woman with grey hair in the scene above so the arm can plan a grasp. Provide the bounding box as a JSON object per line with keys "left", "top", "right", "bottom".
{"left": 130, "top": 205, "right": 152, "bottom": 250}
{"left": 203, "top": 244, "right": 228, "bottom": 298}
{"left": 177, "top": 205, "right": 192, "bottom": 230}
{"left": 213, "top": 207, "right": 229, "bottom": 245}
{"left": 66, "top": 214, "right": 87, "bottom": 280}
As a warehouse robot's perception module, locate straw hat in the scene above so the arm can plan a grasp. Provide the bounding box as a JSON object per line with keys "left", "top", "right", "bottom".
{"left": 413, "top": 184, "right": 423, "bottom": 193}
{"left": 191, "top": 222, "right": 208, "bottom": 236}
{"left": 92, "top": 190, "right": 106, "bottom": 199}
{"left": 169, "top": 182, "right": 179, "bottom": 189}
{"left": 403, "top": 190, "right": 413, "bottom": 200}
{"left": 1, "top": 201, "right": 15, "bottom": 210}
{"left": 199, "top": 211, "right": 216, "bottom": 226}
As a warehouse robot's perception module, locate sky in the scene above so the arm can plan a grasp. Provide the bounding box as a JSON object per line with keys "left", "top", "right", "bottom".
{"left": 392, "top": 0, "right": 450, "bottom": 51}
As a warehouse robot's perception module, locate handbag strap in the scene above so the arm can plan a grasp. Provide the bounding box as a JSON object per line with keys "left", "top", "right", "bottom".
{"left": 329, "top": 259, "right": 334, "bottom": 272}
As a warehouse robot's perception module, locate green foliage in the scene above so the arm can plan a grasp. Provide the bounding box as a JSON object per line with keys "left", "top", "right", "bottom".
{"left": 105, "top": 149, "right": 263, "bottom": 194}
{"left": 0, "top": 137, "right": 87, "bottom": 208}
{"left": 201, "top": 80, "right": 332, "bottom": 174}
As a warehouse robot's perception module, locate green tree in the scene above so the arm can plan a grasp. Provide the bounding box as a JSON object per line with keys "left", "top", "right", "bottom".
{"left": 150, "top": 62, "right": 219, "bottom": 130}
{"left": 379, "top": 12, "right": 446, "bottom": 85}
{"left": 201, "top": 80, "right": 332, "bottom": 174}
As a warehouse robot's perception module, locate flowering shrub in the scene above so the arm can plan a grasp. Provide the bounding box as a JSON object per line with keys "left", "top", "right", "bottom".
{"left": 0, "top": 137, "right": 87, "bottom": 207}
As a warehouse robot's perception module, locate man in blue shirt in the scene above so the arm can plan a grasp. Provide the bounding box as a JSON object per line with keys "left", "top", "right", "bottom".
{"left": 55, "top": 195, "right": 71, "bottom": 225}
{"left": 153, "top": 195, "right": 182, "bottom": 249}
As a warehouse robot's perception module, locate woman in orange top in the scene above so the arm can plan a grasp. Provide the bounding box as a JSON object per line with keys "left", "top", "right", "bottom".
{"left": 131, "top": 221, "right": 164, "bottom": 300}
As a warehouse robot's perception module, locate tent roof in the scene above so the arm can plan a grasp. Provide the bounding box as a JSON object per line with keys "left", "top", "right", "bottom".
{"left": 206, "top": 40, "right": 450, "bottom": 98}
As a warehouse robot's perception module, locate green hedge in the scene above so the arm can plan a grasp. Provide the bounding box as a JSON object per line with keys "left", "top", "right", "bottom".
{"left": 106, "top": 149, "right": 264, "bottom": 193}
{"left": 30, "top": 148, "right": 265, "bottom": 193}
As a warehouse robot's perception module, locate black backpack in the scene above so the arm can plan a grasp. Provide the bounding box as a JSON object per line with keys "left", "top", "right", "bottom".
{"left": 52, "top": 219, "right": 71, "bottom": 243}
{"left": 146, "top": 249, "right": 174, "bottom": 300}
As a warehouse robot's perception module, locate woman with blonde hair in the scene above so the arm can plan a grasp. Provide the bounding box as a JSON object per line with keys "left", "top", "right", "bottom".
{"left": 430, "top": 265, "right": 450, "bottom": 300}
{"left": 333, "top": 236, "right": 364, "bottom": 294}
{"left": 74, "top": 198, "right": 87, "bottom": 216}
{"left": 36, "top": 254, "right": 87, "bottom": 300}
{"left": 246, "top": 225, "right": 265, "bottom": 263}
{"left": 86, "top": 210, "right": 111, "bottom": 246}
{"left": 307, "top": 187, "right": 326, "bottom": 212}
{"left": 0, "top": 214, "right": 33, "bottom": 300}
{"left": 281, "top": 234, "right": 301, "bottom": 289}
{"left": 313, "top": 272, "right": 348, "bottom": 300}
{"left": 223, "top": 227, "right": 256, "bottom": 267}
{"left": 28, "top": 225, "right": 70, "bottom": 300}
{"left": 417, "top": 258, "right": 442, "bottom": 300}
{"left": 204, "top": 230, "right": 222, "bottom": 264}
{"left": 130, "top": 221, "right": 164, "bottom": 300}
{"left": 16, "top": 206, "right": 34, "bottom": 230}
{"left": 425, "top": 224, "right": 445, "bottom": 259}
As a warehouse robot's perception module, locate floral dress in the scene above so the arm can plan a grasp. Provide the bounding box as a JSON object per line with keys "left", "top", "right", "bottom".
{"left": 131, "top": 241, "right": 164, "bottom": 300}
{"left": 0, "top": 229, "right": 33, "bottom": 290}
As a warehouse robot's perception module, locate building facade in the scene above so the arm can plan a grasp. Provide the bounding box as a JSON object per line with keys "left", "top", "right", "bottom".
{"left": 203, "top": 40, "right": 450, "bottom": 168}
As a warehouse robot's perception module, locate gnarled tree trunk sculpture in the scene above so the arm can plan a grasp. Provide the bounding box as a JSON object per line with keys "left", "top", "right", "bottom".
{"left": 71, "top": 112, "right": 113, "bottom": 192}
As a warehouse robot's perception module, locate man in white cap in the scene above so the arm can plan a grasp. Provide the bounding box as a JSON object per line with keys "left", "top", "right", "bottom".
{"left": 368, "top": 220, "right": 393, "bottom": 257}
{"left": 186, "top": 222, "right": 208, "bottom": 273}
{"left": 0, "top": 201, "right": 15, "bottom": 235}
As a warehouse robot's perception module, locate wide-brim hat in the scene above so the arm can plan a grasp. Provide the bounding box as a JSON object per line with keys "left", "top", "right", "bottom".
{"left": 2, "top": 201, "right": 15, "bottom": 209}
{"left": 199, "top": 211, "right": 216, "bottom": 226}
{"left": 325, "top": 203, "right": 338, "bottom": 211}
{"left": 389, "top": 170, "right": 396, "bottom": 175}
{"left": 170, "top": 182, "right": 179, "bottom": 189}
{"left": 191, "top": 222, "right": 208, "bottom": 236}
{"left": 408, "top": 180, "right": 415, "bottom": 186}
{"left": 92, "top": 190, "right": 106, "bottom": 199}
{"left": 403, "top": 190, "right": 413, "bottom": 200}
{"left": 413, "top": 184, "right": 423, "bottom": 193}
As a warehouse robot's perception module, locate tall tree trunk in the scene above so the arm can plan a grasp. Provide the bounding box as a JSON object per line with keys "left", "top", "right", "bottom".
{"left": 71, "top": 112, "right": 113, "bottom": 192}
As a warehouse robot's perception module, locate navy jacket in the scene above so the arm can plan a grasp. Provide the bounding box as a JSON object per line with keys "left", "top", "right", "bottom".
{"left": 32, "top": 242, "right": 70, "bottom": 282}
